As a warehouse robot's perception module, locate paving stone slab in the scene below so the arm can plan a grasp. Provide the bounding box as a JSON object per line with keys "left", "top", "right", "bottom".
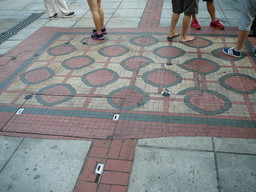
{"left": 128, "top": 146, "right": 218, "bottom": 192}
{"left": 0, "top": 137, "right": 91, "bottom": 192}
{"left": 138, "top": 137, "right": 213, "bottom": 151}
{"left": 0, "top": 136, "right": 23, "bottom": 171}
{"left": 214, "top": 138, "right": 256, "bottom": 154}
{"left": 217, "top": 153, "right": 256, "bottom": 192}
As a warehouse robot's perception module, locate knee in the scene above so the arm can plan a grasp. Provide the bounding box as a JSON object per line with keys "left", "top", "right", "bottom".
{"left": 207, "top": 1, "right": 214, "bottom": 7}
{"left": 91, "top": 9, "right": 99, "bottom": 15}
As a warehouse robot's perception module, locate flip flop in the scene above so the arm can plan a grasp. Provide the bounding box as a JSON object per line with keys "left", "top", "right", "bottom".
{"left": 180, "top": 37, "right": 196, "bottom": 43}
{"left": 167, "top": 34, "right": 179, "bottom": 41}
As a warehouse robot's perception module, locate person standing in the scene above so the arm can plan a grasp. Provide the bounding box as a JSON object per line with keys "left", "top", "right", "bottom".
{"left": 167, "top": 0, "right": 198, "bottom": 42}
{"left": 223, "top": 0, "right": 256, "bottom": 57}
{"left": 191, "top": 0, "right": 225, "bottom": 30}
{"left": 44, "top": 0, "right": 75, "bottom": 19}
{"left": 87, "top": 0, "right": 107, "bottom": 40}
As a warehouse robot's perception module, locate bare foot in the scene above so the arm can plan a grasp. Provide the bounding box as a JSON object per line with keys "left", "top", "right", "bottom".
{"left": 167, "top": 33, "right": 179, "bottom": 41}
{"left": 180, "top": 36, "right": 196, "bottom": 42}
{"left": 167, "top": 32, "right": 179, "bottom": 38}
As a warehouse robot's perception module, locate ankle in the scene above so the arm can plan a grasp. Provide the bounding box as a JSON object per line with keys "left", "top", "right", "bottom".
{"left": 234, "top": 47, "right": 241, "bottom": 52}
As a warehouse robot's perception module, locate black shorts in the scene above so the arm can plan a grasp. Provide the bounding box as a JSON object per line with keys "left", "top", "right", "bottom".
{"left": 172, "top": 0, "right": 198, "bottom": 15}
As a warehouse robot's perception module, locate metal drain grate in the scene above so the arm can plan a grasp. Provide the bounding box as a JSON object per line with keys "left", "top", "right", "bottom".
{"left": 0, "top": 12, "right": 44, "bottom": 45}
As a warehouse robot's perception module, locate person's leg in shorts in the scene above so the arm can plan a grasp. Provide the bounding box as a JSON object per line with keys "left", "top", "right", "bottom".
{"left": 168, "top": 0, "right": 197, "bottom": 42}
{"left": 87, "top": 0, "right": 106, "bottom": 40}
{"left": 191, "top": 0, "right": 225, "bottom": 30}
{"left": 223, "top": 0, "right": 256, "bottom": 57}
{"left": 181, "top": 0, "right": 198, "bottom": 42}
{"left": 167, "top": 0, "right": 183, "bottom": 40}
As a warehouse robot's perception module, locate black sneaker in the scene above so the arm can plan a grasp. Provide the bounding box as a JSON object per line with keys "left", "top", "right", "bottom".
{"left": 249, "top": 31, "right": 256, "bottom": 37}
{"left": 62, "top": 11, "right": 75, "bottom": 18}
{"left": 252, "top": 46, "right": 256, "bottom": 57}
{"left": 91, "top": 33, "right": 105, "bottom": 40}
{"left": 49, "top": 13, "right": 57, "bottom": 20}
{"left": 92, "top": 27, "right": 107, "bottom": 35}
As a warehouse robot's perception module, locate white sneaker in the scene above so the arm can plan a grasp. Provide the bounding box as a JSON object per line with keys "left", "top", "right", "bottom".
{"left": 62, "top": 12, "right": 75, "bottom": 18}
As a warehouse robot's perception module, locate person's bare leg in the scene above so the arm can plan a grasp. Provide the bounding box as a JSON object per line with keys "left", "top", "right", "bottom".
{"left": 235, "top": 31, "right": 249, "bottom": 50}
{"left": 97, "top": 0, "right": 104, "bottom": 29}
{"left": 180, "top": 15, "right": 195, "bottom": 42}
{"left": 207, "top": 1, "right": 217, "bottom": 22}
{"left": 87, "top": 0, "right": 101, "bottom": 34}
{"left": 168, "top": 13, "right": 180, "bottom": 37}
{"left": 192, "top": 14, "right": 197, "bottom": 21}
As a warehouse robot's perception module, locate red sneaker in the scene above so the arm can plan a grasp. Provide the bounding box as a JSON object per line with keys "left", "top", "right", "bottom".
{"left": 191, "top": 19, "right": 201, "bottom": 30}
{"left": 210, "top": 19, "right": 225, "bottom": 30}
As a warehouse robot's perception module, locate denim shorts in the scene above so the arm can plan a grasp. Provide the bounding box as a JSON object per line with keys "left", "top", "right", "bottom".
{"left": 239, "top": 0, "right": 256, "bottom": 31}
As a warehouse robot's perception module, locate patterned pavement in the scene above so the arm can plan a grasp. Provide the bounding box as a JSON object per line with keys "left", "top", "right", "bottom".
{"left": 0, "top": 0, "right": 256, "bottom": 191}
{"left": 0, "top": 27, "right": 255, "bottom": 140}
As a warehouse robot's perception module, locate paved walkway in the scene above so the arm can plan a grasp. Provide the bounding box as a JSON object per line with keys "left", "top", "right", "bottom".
{"left": 0, "top": 0, "right": 256, "bottom": 191}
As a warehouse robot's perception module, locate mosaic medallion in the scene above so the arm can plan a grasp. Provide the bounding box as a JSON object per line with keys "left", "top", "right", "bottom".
{"left": 212, "top": 48, "right": 246, "bottom": 61}
{"left": 179, "top": 87, "right": 232, "bottom": 115}
{"left": 61, "top": 55, "right": 95, "bottom": 70}
{"left": 35, "top": 83, "right": 76, "bottom": 106}
{"left": 129, "top": 35, "right": 159, "bottom": 46}
{"left": 47, "top": 43, "right": 76, "bottom": 56}
{"left": 142, "top": 68, "right": 182, "bottom": 87}
{"left": 219, "top": 73, "right": 256, "bottom": 94}
{"left": 153, "top": 46, "right": 185, "bottom": 59}
{"left": 81, "top": 68, "right": 119, "bottom": 87}
{"left": 178, "top": 58, "right": 220, "bottom": 75}
{"left": 107, "top": 86, "right": 150, "bottom": 110}
{"left": 98, "top": 45, "right": 129, "bottom": 57}
{"left": 180, "top": 37, "right": 213, "bottom": 48}
{"left": 20, "top": 67, "right": 55, "bottom": 85}
{"left": 121, "top": 56, "right": 154, "bottom": 71}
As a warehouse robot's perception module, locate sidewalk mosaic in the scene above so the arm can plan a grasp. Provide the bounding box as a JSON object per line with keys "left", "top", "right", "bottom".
{"left": 0, "top": 27, "right": 255, "bottom": 139}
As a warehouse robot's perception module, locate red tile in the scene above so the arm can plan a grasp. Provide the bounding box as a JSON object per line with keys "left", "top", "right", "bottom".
{"left": 105, "top": 159, "right": 132, "bottom": 172}
{"left": 111, "top": 186, "right": 127, "bottom": 192}
{"left": 93, "top": 140, "right": 111, "bottom": 148}
{"left": 119, "top": 140, "right": 136, "bottom": 160}
{"left": 98, "top": 184, "right": 111, "bottom": 192}
{"left": 75, "top": 181, "right": 97, "bottom": 192}
{"left": 108, "top": 140, "right": 122, "bottom": 159}
{"left": 90, "top": 147, "right": 108, "bottom": 158}
{"left": 101, "top": 171, "right": 130, "bottom": 185}
{"left": 80, "top": 157, "right": 103, "bottom": 182}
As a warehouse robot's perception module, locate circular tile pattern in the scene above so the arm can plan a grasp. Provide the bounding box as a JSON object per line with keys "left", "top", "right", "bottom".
{"left": 61, "top": 55, "right": 95, "bottom": 70}
{"left": 153, "top": 46, "right": 185, "bottom": 59}
{"left": 219, "top": 73, "right": 256, "bottom": 94}
{"left": 129, "top": 35, "right": 159, "bottom": 46}
{"left": 142, "top": 68, "right": 182, "bottom": 87}
{"left": 212, "top": 48, "right": 246, "bottom": 61}
{"left": 36, "top": 83, "right": 76, "bottom": 106}
{"left": 121, "top": 56, "right": 154, "bottom": 71}
{"left": 98, "top": 45, "right": 129, "bottom": 57}
{"left": 20, "top": 67, "right": 55, "bottom": 85}
{"left": 107, "top": 86, "right": 150, "bottom": 110}
{"left": 180, "top": 88, "right": 232, "bottom": 115}
{"left": 180, "top": 37, "right": 213, "bottom": 48}
{"left": 47, "top": 43, "right": 76, "bottom": 56}
{"left": 178, "top": 58, "right": 220, "bottom": 75}
{"left": 81, "top": 68, "right": 119, "bottom": 87}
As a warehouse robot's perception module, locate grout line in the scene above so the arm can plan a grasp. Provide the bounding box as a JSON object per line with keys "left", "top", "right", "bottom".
{"left": 0, "top": 137, "right": 25, "bottom": 174}
{"left": 212, "top": 137, "right": 221, "bottom": 192}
